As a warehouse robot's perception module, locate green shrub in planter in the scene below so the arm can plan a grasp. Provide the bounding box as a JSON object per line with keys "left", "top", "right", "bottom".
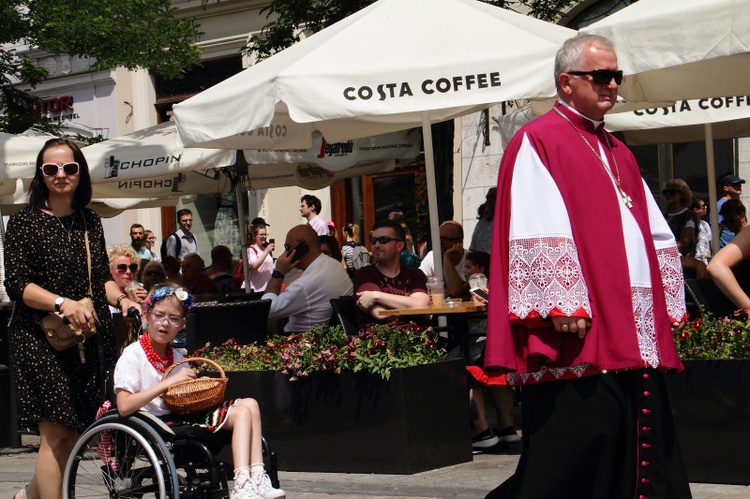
{"left": 674, "top": 310, "right": 750, "bottom": 359}
{"left": 192, "top": 323, "right": 446, "bottom": 380}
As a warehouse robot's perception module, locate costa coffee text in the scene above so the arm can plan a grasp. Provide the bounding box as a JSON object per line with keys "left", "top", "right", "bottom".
{"left": 343, "top": 72, "right": 502, "bottom": 101}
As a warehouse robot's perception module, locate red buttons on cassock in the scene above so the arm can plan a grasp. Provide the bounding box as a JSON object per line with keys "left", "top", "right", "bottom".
{"left": 641, "top": 443, "right": 652, "bottom": 449}
{"left": 640, "top": 495, "right": 648, "bottom": 499}
{"left": 643, "top": 373, "right": 650, "bottom": 379}
{"left": 642, "top": 408, "right": 652, "bottom": 414}
{"left": 643, "top": 391, "right": 650, "bottom": 397}
{"left": 641, "top": 460, "right": 650, "bottom": 467}
{"left": 641, "top": 478, "right": 650, "bottom": 483}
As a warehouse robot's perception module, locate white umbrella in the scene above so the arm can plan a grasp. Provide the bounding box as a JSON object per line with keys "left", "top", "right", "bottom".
{"left": 580, "top": 0, "right": 750, "bottom": 252}
{"left": 85, "top": 122, "right": 420, "bottom": 291}
{"left": 0, "top": 132, "right": 52, "bottom": 195}
{"left": 85, "top": 122, "right": 421, "bottom": 197}
{"left": 83, "top": 122, "right": 236, "bottom": 183}
{"left": 89, "top": 157, "right": 406, "bottom": 198}
{"left": 580, "top": 0, "right": 750, "bottom": 104}
{"left": 605, "top": 97, "right": 750, "bottom": 146}
{"left": 173, "top": 0, "right": 576, "bottom": 279}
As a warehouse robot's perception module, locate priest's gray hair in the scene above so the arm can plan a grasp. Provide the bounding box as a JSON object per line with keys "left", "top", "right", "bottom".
{"left": 554, "top": 35, "right": 616, "bottom": 94}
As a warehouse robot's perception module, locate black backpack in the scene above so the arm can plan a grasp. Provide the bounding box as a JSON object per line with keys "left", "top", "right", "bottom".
{"left": 160, "top": 233, "right": 181, "bottom": 261}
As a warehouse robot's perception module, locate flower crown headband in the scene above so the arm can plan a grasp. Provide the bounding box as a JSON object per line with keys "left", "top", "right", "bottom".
{"left": 143, "top": 285, "right": 193, "bottom": 312}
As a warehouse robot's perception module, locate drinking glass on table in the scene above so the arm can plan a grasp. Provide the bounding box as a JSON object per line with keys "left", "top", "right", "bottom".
{"left": 426, "top": 277, "right": 445, "bottom": 306}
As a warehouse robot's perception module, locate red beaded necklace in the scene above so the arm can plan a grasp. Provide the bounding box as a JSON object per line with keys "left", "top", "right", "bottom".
{"left": 140, "top": 333, "right": 174, "bottom": 373}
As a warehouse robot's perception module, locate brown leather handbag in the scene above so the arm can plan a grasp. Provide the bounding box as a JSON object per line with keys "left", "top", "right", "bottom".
{"left": 37, "top": 214, "right": 100, "bottom": 363}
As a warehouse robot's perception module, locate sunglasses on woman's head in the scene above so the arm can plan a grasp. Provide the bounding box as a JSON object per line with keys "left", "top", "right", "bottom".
{"left": 116, "top": 263, "right": 139, "bottom": 273}
{"left": 41, "top": 162, "right": 80, "bottom": 177}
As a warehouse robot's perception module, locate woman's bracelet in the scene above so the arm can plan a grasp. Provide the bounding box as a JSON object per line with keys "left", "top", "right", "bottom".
{"left": 115, "top": 294, "right": 128, "bottom": 309}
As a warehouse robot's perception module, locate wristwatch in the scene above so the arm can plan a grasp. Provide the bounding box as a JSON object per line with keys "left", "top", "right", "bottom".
{"left": 271, "top": 270, "right": 285, "bottom": 279}
{"left": 54, "top": 296, "right": 65, "bottom": 312}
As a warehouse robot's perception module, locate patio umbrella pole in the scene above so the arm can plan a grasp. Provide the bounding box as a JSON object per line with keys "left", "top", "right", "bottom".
{"left": 704, "top": 124, "right": 720, "bottom": 252}
{"left": 422, "top": 112, "right": 447, "bottom": 328}
{"left": 232, "top": 153, "right": 252, "bottom": 293}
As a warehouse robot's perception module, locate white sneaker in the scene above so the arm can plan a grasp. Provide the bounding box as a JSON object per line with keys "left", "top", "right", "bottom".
{"left": 254, "top": 473, "right": 286, "bottom": 499}
{"left": 231, "top": 484, "right": 264, "bottom": 499}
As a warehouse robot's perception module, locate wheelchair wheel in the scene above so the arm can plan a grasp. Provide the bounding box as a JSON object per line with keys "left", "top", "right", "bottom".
{"left": 64, "top": 418, "right": 179, "bottom": 498}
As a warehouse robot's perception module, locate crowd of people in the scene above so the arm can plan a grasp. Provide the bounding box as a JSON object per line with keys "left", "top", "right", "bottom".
{"left": 9, "top": 33, "right": 750, "bottom": 499}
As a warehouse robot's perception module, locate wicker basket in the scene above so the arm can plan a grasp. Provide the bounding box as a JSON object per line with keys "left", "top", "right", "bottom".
{"left": 162, "top": 357, "right": 228, "bottom": 415}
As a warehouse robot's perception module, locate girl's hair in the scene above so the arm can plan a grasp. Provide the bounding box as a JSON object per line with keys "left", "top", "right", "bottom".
{"left": 319, "top": 235, "right": 343, "bottom": 262}
{"left": 476, "top": 187, "right": 497, "bottom": 221}
{"left": 143, "top": 282, "right": 193, "bottom": 315}
{"left": 466, "top": 251, "right": 491, "bottom": 278}
{"left": 664, "top": 178, "right": 693, "bottom": 208}
{"left": 28, "top": 137, "right": 92, "bottom": 209}
{"left": 248, "top": 223, "right": 268, "bottom": 242}
{"left": 690, "top": 198, "right": 706, "bottom": 211}
{"left": 344, "top": 223, "right": 360, "bottom": 243}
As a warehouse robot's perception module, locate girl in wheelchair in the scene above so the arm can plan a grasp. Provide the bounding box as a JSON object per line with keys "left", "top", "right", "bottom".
{"left": 113, "top": 283, "right": 285, "bottom": 499}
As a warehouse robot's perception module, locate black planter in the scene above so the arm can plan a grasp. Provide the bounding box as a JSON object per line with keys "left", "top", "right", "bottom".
{"left": 665, "top": 359, "right": 750, "bottom": 485}
{"left": 218, "top": 359, "right": 472, "bottom": 474}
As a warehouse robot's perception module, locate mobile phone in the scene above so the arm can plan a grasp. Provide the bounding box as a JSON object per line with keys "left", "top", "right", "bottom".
{"left": 289, "top": 241, "right": 309, "bottom": 263}
{"left": 470, "top": 287, "right": 489, "bottom": 303}
{"left": 269, "top": 238, "right": 275, "bottom": 244}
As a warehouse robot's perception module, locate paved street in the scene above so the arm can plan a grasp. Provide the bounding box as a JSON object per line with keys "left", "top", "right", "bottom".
{"left": 1, "top": 437, "right": 748, "bottom": 498}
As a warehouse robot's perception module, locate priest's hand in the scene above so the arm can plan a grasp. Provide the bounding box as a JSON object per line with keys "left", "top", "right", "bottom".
{"left": 551, "top": 316, "right": 590, "bottom": 339}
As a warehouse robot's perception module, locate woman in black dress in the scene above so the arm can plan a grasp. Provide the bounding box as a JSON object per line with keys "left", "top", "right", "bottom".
{"left": 5, "top": 138, "right": 141, "bottom": 499}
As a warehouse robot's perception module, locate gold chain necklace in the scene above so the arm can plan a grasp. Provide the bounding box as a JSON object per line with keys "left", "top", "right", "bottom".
{"left": 553, "top": 107, "right": 633, "bottom": 208}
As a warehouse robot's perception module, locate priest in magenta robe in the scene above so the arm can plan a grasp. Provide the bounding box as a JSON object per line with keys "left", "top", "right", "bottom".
{"left": 484, "top": 34, "right": 692, "bottom": 499}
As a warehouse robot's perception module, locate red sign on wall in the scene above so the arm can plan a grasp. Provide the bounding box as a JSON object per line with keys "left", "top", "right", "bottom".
{"left": 37, "top": 96, "right": 74, "bottom": 113}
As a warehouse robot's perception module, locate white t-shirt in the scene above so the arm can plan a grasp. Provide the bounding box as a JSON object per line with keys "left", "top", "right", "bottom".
{"left": 114, "top": 341, "right": 188, "bottom": 416}
{"left": 247, "top": 245, "right": 274, "bottom": 291}
{"left": 419, "top": 249, "right": 468, "bottom": 281}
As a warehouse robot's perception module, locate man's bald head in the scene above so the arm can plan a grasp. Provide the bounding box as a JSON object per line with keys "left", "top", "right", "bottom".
{"left": 284, "top": 224, "right": 321, "bottom": 269}
{"left": 287, "top": 224, "right": 320, "bottom": 249}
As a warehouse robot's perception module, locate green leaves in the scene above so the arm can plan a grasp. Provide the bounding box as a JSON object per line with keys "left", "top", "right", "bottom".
{"left": 1, "top": 0, "right": 208, "bottom": 132}
{"left": 193, "top": 323, "right": 446, "bottom": 380}
{"left": 675, "top": 311, "right": 750, "bottom": 360}
{"left": 26, "top": 0, "right": 203, "bottom": 78}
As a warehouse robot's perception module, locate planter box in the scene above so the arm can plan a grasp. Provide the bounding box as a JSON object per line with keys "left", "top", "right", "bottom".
{"left": 665, "top": 359, "right": 750, "bottom": 485}
{"left": 217, "top": 359, "right": 472, "bottom": 474}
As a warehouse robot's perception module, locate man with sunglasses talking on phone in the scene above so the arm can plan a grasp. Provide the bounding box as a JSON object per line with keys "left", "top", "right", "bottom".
{"left": 262, "top": 224, "right": 352, "bottom": 333}
{"left": 484, "top": 35, "right": 691, "bottom": 499}
{"left": 353, "top": 220, "right": 430, "bottom": 330}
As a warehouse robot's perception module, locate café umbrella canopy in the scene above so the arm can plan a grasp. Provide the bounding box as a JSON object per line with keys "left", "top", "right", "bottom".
{"left": 578, "top": 0, "right": 750, "bottom": 253}
{"left": 579, "top": 0, "right": 750, "bottom": 105}
{"left": 0, "top": 132, "right": 52, "bottom": 195}
{"left": 173, "top": 0, "right": 576, "bottom": 279}
{"left": 84, "top": 122, "right": 421, "bottom": 197}
{"left": 84, "top": 121, "right": 421, "bottom": 290}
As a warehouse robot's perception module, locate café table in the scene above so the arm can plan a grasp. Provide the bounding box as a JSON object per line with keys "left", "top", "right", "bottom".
{"left": 377, "top": 300, "right": 486, "bottom": 317}
{"left": 378, "top": 300, "right": 487, "bottom": 350}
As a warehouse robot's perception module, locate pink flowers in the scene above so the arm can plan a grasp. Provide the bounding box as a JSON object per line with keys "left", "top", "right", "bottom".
{"left": 193, "top": 323, "right": 445, "bottom": 380}
{"left": 675, "top": 310, "right": 750, "bottom": 359}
